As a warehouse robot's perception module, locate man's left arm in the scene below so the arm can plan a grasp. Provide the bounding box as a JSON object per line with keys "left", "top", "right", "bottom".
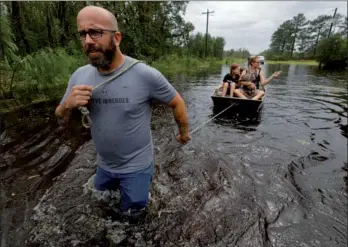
{"left": 167, "top": 93, "right": 190, "bottom": 141}
{"left": 147, "top": 67, "right": 190, "bottom": 143}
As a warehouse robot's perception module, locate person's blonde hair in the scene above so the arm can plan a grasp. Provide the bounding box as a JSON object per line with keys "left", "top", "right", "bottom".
{"left": 249, "top": 56, "right": 258, "bottom": 66}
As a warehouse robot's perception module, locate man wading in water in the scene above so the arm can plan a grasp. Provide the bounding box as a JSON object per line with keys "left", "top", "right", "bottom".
{"left": 55, "top": 5, "right": 191, "bottom": 222}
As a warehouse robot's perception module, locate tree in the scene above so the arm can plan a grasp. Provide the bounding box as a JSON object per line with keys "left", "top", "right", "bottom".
{"left": 289, "top": 13, "right": 309, "bottom": 58}
{"left": 307, "top": 15, "right": 332, "bottom": 57}
{"left": 269, "top": 20, "right": 296, "bottom": 58}
{"left": 267, "top": 11, "right": 347, "bottom": 62}
{"left": 315, "top": 34, "right": 347, "bottom": 70}
{"left": 0, "top": 3, "right": 19, "bottom": 66}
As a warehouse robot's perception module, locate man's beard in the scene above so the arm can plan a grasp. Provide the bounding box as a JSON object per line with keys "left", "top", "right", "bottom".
{"left": 85, "top": 38, "right": 117, "bottom": 70}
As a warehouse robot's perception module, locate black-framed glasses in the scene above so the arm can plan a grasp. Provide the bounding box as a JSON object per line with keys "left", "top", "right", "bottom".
{"left": 77, "top": 29, "right": 117, "bottom": 40}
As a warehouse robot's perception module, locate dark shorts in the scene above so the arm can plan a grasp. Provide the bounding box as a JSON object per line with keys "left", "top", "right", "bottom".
{"left": 94, "top": 161, "right": 154, "bottom": 212}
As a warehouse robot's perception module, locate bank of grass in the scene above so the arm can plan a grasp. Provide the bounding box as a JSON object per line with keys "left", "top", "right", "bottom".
{"left": 150, "top": 54, "right": 225, "bottom": 75}
{"left": 0, "top": 48, "right": 226, "bottom": 112}
{"left": 224, "top": 57, "right": 245, "bottom": 64}
{"left": 224, "top": 57, "right": 318, "bottom": 66}
{"left": 265, "top": 59, "right": 318, "bottom": 65}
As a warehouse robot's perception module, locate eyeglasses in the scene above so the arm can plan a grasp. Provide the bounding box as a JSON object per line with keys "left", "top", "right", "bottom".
{"left": 77, "top": 29, "right": 117, "bottom": 40}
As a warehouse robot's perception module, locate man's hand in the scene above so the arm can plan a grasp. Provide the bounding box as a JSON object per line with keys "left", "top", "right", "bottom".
{"left": 176, "top": 133, "right": 191, "bottom": 144}
{"left": 65, "top": 85, "right": 93, "bottom": 109}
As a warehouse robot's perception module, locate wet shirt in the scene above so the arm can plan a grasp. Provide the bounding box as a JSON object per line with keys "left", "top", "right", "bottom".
{"left": 60, "top": 56, "right": 177, "bottom": 173}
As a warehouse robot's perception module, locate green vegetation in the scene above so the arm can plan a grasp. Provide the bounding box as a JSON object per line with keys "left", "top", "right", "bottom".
{"left": 222, "top": 57, "right": 318, "bottom": 66}
{"left": 223, "top": 48, "right": 251, "bottom": 61}
{"left": 151, "top": 54, "right": 226, "bottom": 75}
{"left": 259, "top": 12, "right": 347, "bottom": 70}
{"left": 1, "top": 2, "right": 346, "bottom": 111}
{"left": 265, "top": 60, "right": 318, "bottom": 65}
{"left": 315, "top": 34, "right": 347, "bottom": 70}
{"left": 0, "top": 1, "right": 227, "bottom": 108}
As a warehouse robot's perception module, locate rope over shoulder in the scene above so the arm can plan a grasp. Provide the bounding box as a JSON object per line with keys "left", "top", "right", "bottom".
{"left": 79, "top": 59, "right": 142, "bottom": 128}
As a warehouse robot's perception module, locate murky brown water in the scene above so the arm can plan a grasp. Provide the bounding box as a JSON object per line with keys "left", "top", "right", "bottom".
{"left": 1, "top": 63, "right": 347, "bottom": 246}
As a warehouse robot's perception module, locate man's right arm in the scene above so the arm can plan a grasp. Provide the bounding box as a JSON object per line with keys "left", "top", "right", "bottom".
{"left": 55, "top": 101, "right": 72, "bottom": 122}
{"left": 55, "top": 75, "right": 76, "bottom": 123}
{"left": 55, "top": 84, "right": 93, "bottom": 124}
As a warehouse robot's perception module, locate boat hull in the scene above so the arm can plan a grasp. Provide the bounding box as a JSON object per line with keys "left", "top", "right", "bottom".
{"left": 211, "top": 89, "right": 264, "bottom": 113}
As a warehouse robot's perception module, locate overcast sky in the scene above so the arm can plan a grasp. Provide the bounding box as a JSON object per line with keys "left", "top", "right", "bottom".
{"left": 183, "top": 1, "right": 347, "bottom": 54}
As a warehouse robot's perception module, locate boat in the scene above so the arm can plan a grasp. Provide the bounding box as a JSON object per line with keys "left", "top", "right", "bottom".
{"left": 211, "top": 88, "right": 264, "bottom": 113}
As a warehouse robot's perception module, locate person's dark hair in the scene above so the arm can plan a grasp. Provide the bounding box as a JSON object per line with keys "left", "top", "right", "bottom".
{"left": 230, "top": 63, "right": 240, "bottom": 75}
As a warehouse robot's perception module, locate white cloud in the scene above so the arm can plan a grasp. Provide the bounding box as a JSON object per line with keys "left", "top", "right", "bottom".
{"left": 183, "top": 1, "right": 347, "bottom": 54}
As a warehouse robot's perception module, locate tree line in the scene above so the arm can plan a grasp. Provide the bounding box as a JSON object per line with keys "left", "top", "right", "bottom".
{"left": 223, "top": 48, "right": 251, "bottom": 59}
{"left": 0, "top": 1, "right": 227, "bottom": 66}
{"left": 261, "top": 11, "right": 347, "bottom": 69}
{"left": 0, "top": 1, "right": 229, "bottom": 101}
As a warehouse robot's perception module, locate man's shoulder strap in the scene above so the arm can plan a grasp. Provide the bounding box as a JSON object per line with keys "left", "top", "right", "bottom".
{"left": 92, "top": 59, "right": 143, "bottom": 91}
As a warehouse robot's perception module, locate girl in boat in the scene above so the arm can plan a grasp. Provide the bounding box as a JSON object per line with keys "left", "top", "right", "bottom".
{"left": 218, "top": 63, "right": 247, "bottom": 98}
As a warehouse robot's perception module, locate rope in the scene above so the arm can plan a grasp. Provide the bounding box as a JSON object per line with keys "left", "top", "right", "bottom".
{"left": 161, "top": 102, "right": 235, "bottom": 139}
{"left": 190, "top": 103, "right": 234, "bottom": 135}
{"left": 161, "top": 105, "right": 177, "bottom": 137}
{"left": 79, "top": 60, "right": 141, "bottom": 128}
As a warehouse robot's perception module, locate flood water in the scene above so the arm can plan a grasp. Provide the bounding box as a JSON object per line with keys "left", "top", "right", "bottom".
{"left": 173, "top": 63, "right": 347, "bottom": 246}
{"left": 1, "top": 63, "right": 347, "bottom": 246}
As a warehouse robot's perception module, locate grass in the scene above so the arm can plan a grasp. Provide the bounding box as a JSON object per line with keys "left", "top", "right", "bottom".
{"left": 224, "top": 57, "right": 319, "bottom": 66}
{"left": 0, "top": 47, "right": 86, "bottom": 111}
{"left": 151, "top": 54, "right": 225, "bottom": 75}
{"left": 265, "top": 59, "right": 318, "bottom": 65}
{"left": 222, "top": 57, "right": 245, "bottom": 65}
{"left": 0, "top": 49, "right": 226, "bottom": 112}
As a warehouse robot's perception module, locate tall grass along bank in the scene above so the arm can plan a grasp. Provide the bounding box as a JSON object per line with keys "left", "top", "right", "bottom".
{"left": 0, "top": 49, "right": 225, "bottom": 112}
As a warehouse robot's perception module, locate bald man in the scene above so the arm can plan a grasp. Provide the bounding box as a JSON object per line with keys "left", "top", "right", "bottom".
{"left": 55, "top": 6, "right": 191, "bottom": 222}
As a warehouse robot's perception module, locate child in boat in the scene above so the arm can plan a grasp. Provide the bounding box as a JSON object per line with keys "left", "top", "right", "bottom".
{"left": 217, "top": 63, "right": 247, "bottom": 98}
{"left": 235, "top": 74, "right": 265, "bottom": 100}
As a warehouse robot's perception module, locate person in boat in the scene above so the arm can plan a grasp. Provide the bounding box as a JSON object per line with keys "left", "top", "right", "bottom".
{"left": 218, "top": 63, "right": 247, "bottom": 97}
{"left": 235, "top": 74, "right": 265, "bottom": 100}
{"left": 245, "top": 55, "right": 281, "bottom": 91}
{"left": 55, "top": 5, "right": 191, "bottom": 223}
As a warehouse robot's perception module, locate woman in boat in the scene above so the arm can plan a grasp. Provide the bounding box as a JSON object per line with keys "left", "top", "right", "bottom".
{"left": 245, "top": 56, "right": 281, "bottom": 91}
{"left": 218, "top": 63, "right": 246, "bottom": 98}
{"left": 235, "top": 56, "right": 282, "bottom": 100}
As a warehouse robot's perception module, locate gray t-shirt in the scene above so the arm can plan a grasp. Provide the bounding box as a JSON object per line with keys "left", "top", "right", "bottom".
{"left": 60, "top": 56, "right": 177, "bottom": 173}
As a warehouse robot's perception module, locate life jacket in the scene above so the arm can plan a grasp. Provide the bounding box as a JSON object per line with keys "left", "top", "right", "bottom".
{"left": 247, "top": 68, "right": 261, "bottom": 89}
